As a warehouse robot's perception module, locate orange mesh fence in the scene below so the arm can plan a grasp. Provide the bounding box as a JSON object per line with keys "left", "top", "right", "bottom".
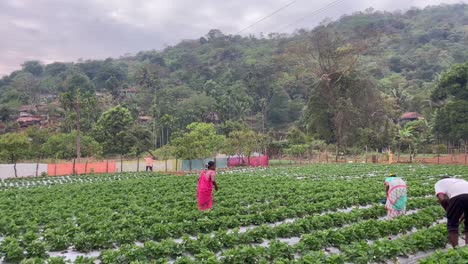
{"left": 47, "top": 161, "right": 116, "bottom": 176}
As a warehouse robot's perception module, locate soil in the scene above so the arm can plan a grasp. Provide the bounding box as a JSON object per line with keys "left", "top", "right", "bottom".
{"left": 414, "top": 154, "right": 468, "bottom": 165}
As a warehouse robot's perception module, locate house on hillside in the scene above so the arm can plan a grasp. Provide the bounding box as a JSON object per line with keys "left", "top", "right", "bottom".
{"left": 138, "top": 116, "right": 152, "bottom": 124}
{"left": 400, "top": 112, "right": 424, "bottom": 125}
{"left": 39, "top": 94, "right": 57, "bottom": 103}
{"left": 19, "top": 105, "right": 37, "bottom": 114}
{"left": 19, "top": 111, "right": 33, "bottom": 117}
{"left": 120, "top": 87, "right": 139, "bottom": 98}
{"left": 17, "top": 116, "right": 42, "bottom": 128}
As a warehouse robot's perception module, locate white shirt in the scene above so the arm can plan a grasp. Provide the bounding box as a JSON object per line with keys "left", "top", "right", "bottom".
{"left": 434, "top": 178, "right": 468, "bottom": 199}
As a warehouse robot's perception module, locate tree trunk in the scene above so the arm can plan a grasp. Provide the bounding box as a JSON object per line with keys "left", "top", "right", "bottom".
{"left": 397, "top": 142, "right": 401, "bottom": 162}
{"left": 335, "top": 146, "right": 338, "bottom": 163}
{"left": 84, "top": 160, "right": 88, "bottom": 174}
{"left": 14, "top": 162, "right": 17, "bottom": 178}
{"left": 35, "top": 157, "right": 40, "bottom": 177}
{"left": 365, "top": 146, "right": 368, "bottom": 163}
{"left": 165, "top": 159, "right": 168, "bottom": 172}
{"left": 166, "top": 127, "right": 169, "bottom": 145}
{"left": 409, "top": 145, "right": 412, "bottom": 163}
{"left": 137, "top": 156, "right": 140, "bottom": 172}
{"left": 465, "top": 140, "right": 467, "bottom": 165}
{"left": 153, "top": 120, "right": 158, "bottom": 149}
{"left": 262, "top": 110, "right": 265, "bottom": 134}
{"left": 189, "top": 159, "right": 192, "bottom": 171}
{"left": 120, "top": 155, "right": 123, "bottom": 172}
{"left": 161, "top": 128, "right": 164, "bottom": 147}
{"left": 76, "top": 106, "right": 81, "bottom": 161}
{"left": 72, "top": 158, "right": 76, "bottom": 175}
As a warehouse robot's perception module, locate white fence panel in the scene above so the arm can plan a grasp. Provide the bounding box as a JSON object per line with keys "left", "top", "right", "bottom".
{"left": 0, "top": 164, "right": 48, "bottom": 179}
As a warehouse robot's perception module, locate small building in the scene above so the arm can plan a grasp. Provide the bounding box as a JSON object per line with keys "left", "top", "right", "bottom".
{"left": 17, "top": 116, "right": 42, "bottom": 128}
{"left": 400, "top": 112, "right": 423, "bottom": 123}
{"left": 120, "top": 87, "right": 139, "bottom": 97}
{"left": 19, "top": 105, "right": 37, "bottom": 113}
{"left": 39, "top": 94, "right": 57, "bottom": 102}
{"left": 19, "top": 111, "right": 33, "bottom": 117}
{"left": 138, "top": 116, "right": 152, "bottom": 123}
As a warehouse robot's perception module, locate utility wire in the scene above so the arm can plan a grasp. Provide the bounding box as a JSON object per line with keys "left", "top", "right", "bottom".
{"left": 235, "top": 0, "right": 297, "bottom": 35}
{"left": 277, "top": 0, "right": 346, "bottom": 32}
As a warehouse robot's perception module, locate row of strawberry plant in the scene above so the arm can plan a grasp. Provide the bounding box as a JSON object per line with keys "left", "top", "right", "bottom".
{"left": 418, "top": 246, "right": 468, "bottom": 264}
{"left": 89, "top": 205, "right": 444, "bottom": 263}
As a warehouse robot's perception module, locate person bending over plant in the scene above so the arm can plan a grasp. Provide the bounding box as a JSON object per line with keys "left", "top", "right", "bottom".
{"left": 384, "top": 173, "right": 407, "bottom": 220}
{"left": 435, "top": 176, "right": 468, "bottom": 247}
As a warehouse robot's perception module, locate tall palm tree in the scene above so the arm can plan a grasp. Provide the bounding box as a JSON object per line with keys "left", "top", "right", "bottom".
{"left": 59, "top": 73, "right": 95, "bottom": 160}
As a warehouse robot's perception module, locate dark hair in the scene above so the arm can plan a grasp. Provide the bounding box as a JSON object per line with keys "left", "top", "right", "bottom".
{"left": 207, "top": 161, "right": 215, "bottom": 169}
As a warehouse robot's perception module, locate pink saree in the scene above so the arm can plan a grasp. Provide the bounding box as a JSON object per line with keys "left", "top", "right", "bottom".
{"left": 197, "top": 170, "right": 214, "bottom": 211}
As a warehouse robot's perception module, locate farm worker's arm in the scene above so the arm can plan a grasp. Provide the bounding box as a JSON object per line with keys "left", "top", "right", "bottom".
{"left": 437, "top": 193, "right": 449, "bottom": 211}
{"left": 210, "top": 171, "right": 219, "bottom": 191}
{"left": 385, "top": 179, "right": 389, "bottom": 195}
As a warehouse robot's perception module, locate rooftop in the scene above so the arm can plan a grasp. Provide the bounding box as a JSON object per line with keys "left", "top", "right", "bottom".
{"left": 401, "top": 112, "right": 423, "bottom": 120}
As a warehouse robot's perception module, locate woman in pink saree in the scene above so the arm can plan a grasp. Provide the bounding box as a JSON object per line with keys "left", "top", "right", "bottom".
{"left": 197, "top": 161, "right": 218, "bottom": 211}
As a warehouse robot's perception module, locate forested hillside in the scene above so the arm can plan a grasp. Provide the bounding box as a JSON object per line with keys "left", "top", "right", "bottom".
{"left": 0, "top": 3, "right": 467, "bottom": 159}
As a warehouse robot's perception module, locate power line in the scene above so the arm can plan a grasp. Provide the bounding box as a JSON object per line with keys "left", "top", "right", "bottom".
{"left": 235, "top": 0, "right": 297, "bottom": 35}
{"left": 277, "top": 0, "right": 346, "bottom": 32}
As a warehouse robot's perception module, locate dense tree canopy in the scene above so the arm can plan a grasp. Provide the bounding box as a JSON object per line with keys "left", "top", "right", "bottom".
{"left": 432, "top": 62, "right": 468, "bottom": 143}
{"left": 0, "top": 4, "right": 467, "bottom": 159}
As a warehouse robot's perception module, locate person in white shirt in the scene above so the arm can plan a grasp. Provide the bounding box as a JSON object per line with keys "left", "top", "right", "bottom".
{"left": 435, "top": 177, "right": 468, "bottom": 247}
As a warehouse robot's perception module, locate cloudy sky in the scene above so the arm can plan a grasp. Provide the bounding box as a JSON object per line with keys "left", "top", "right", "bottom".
{"left": 1, "top": 0, "right": 466, "bottom": 75}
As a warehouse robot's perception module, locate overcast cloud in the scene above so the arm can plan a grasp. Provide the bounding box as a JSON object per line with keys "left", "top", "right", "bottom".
{"left": 1, "top": 0, "right": 466, "bottom": 75}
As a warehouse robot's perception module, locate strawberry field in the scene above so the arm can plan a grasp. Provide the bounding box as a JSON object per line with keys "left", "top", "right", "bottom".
{"left": 0, "top": 164, "right": 467, "bottom": 264}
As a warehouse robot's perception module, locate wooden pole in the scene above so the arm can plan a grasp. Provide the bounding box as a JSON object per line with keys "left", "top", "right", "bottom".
{"left": 72, "top": 159, "right": 76, "bottom": 175}
{"left": 365, "top": 146, "right": 368, "bottom": 163}
{"left": 335, "top": 146, "right": 338, "bottom": 163}
{"left": 106, "top": 160, "right": 109, "bottom": 173}
{"left": 137, "top": 157, "right": 140, "bottom": 172}
{"left": 437, "top": 145, "right": 440, "bottom": 165}
{"left": 84, "top": 160, "right": 88, "bottom": 175}
{"left": 35, "top": 157, "right": 40, "bottom": 177}
{"left": 465, "top": 140, "right": 467, "bottom": 165}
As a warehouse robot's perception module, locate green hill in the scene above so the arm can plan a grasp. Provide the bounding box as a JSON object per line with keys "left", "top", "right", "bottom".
{"left": 0, "top": 3, "right": 466, "bottom": 150}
